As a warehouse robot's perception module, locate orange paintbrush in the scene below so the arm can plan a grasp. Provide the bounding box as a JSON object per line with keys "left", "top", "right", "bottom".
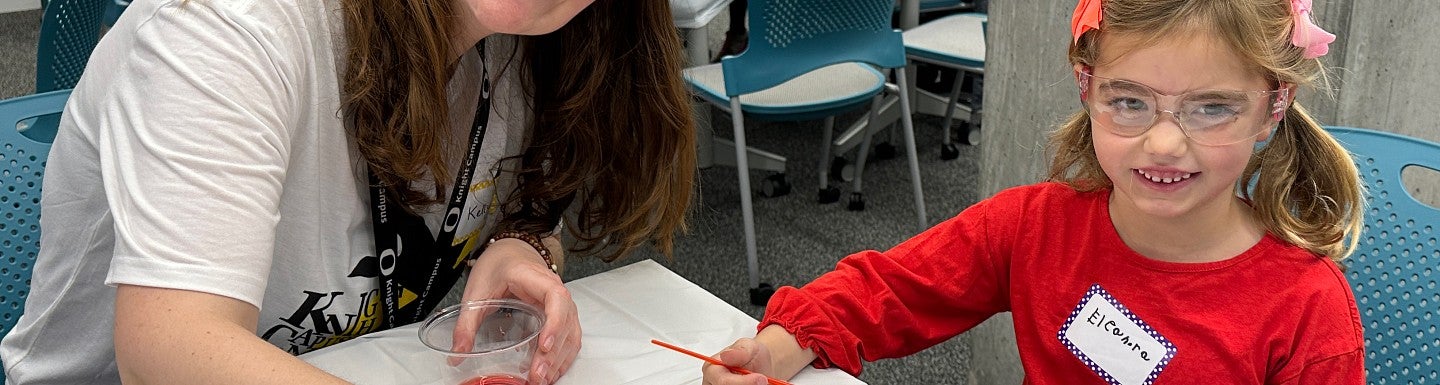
{"left": 650, "top": 339, "right": 796, "bottom": 385}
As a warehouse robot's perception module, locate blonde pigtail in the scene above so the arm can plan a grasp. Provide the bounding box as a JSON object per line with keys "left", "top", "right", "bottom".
{"left": 1243, "top": 104, "right": 1364, "bottom": 261}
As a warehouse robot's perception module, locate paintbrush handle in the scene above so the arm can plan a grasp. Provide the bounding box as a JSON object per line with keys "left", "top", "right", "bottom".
{"left": 650, "top": 339, "right": 795, "bottom": 385}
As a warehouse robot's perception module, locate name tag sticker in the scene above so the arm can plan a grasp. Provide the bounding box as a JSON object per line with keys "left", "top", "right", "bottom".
{"left": 1058, "top": 284, "right": 1177, "bottom": 385}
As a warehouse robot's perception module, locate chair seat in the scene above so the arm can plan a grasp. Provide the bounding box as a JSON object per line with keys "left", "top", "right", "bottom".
{"left": 903, "top": 13, "right": 986, "bottom": 69}
{"left": 893, "top": 0, "right": 972, "bottom": 13}
{"left": 684, "top": 62, "right": 885, "bottom": 120}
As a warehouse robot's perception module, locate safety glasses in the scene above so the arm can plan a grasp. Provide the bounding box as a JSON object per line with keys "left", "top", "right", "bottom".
{"left": 1077, "top": 68, "right": 1289, "bottom": 146}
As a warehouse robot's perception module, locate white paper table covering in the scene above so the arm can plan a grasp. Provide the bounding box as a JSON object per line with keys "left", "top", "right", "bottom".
{"left": 301, "top": 260, "right": 866, "bottom": 385}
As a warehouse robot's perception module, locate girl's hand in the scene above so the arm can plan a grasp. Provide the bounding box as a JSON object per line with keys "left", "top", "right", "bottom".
{"left": 702, "top": 338, "right": 776, "bottom": 385}
{"left": 460, "top": 237, "right": 579, "bottom": 385}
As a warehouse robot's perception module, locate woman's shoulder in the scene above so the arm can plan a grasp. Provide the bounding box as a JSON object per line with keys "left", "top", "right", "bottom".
{"left": 121, "top": 0, "right": 338, "bottom": 44}
{"left": 104, "top": 0, "right": 345, "bottom": 96}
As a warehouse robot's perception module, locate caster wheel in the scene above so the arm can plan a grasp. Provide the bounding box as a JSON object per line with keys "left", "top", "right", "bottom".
{"left": 846, "top": 192, "right": 866, "bottom": 211}
{"left": 873, "top": 143, "right": 897, "bottom": 160}
{"left": 758, "top": 174, "right": 791, "bottom": 197}
{"left": 817, "top": 186, "right": 841, "bottom": 204}
{"left": 960, "top": 124, "right": 981, "bottom": 146}
{"left": 830, "top": 157, "right": 853, "bottom": 182}
{"left": 940, "top": 143, "right": 960, "bottom": 160}
{"left": 749, "top": 283, "right": 776, "bottom": 306}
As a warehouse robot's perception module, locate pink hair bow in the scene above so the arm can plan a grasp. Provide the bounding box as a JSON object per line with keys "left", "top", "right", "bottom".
{"left": 1290, "top": 0, "right": 1335, "bottom": 58}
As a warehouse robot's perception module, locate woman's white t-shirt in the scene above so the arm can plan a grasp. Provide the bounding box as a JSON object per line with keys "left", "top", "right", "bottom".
{"left": 0, "top": 0, "right": 530, "bottom": 382}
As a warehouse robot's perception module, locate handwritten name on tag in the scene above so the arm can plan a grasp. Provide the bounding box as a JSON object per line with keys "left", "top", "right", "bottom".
{"left": 1058, "top": 284, "right": 1177, "bottom": 385}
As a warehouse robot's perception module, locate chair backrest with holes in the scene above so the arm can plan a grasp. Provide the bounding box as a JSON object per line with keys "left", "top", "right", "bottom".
{"left": 36, "top": 0, "right": 109, "bottom": 93}
{"left": 1326, "top": 126, "right": 1440, "bottom": 384}
{"left": 720, "top": 0, "right": 906, "bottom": 97}
{"left": 0, "top": 90, "right": 71, "bottom": 354}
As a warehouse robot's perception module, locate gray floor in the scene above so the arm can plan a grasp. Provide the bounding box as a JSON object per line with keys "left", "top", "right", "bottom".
{"left": 1, "top": 10, "right": 40, "bottom": 99}
{"left": 2, "top": 9, "right": 980, "bottom": 384}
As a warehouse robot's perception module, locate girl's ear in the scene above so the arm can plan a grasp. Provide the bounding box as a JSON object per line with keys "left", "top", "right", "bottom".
{"left": 1256, "top": 83, "right": 1294, "bottom": 143}
{"left": 1269, "top": 83, "right": 1294, "bottom": 122}
{"left": 1074, "top": 64, "right": 1092, "bottom": 102}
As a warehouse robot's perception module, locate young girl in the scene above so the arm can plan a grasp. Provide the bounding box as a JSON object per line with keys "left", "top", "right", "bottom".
{"left": 701, "top": 0, "right": 1365, "bottom": 383}
{"left": 0, "top": 0, "right": 693, "bottom": 384}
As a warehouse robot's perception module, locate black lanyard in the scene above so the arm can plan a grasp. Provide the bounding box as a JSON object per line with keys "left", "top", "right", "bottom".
{"left": 368, "top": 42, "right": 491, "bottom": 329}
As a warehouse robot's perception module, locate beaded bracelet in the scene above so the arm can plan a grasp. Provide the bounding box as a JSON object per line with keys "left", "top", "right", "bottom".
{"left": 489, "top": 231, "right": 559, "bottom": 274}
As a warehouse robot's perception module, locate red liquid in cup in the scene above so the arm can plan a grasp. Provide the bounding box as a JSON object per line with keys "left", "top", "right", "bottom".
{"left": 458, "top": 374, "right": 528, "bottom": 385}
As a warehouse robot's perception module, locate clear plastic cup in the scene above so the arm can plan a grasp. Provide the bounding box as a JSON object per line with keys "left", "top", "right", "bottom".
{"left": 419, "top": 299, "right": 545, "bottom": 385}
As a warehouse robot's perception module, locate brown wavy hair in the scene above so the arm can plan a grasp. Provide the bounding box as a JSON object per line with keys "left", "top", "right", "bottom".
{"left": 1047, "top": 0, "right": 1363, "bottom": 261}
{"left": 340, "top": 0, "right": 696, "bottom": 261}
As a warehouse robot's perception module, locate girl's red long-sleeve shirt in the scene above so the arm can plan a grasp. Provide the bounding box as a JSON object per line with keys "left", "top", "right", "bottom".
{"left": 759, "top": 182, "right": 1364, "bottom": 384}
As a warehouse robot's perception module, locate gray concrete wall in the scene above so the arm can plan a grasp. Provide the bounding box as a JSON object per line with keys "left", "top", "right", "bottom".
{"left": 1316, "top": 1, "right": 1440, "bottom": 207}
{"left": 971, "top": 1, "right": 1440, "bottom": 383}
{"left": 966, "top": 0, "right": 1073, "bottom": 381}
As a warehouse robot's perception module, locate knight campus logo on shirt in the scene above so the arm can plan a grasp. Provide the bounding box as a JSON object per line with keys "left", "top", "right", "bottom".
{"left": 260, "top": 178, "right": 502, "bottom": 354}
{"left": 1059, "top": 284, "right": 1178, "bottom": 385}
{"left": 259, "top": 278, "right": 386, "bottom": 354}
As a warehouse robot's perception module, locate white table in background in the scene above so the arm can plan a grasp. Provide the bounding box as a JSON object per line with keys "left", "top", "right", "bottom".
{"left": 300, "top": 260, "right": 866, "bottom": 385}
{"left": 672, "top": 0, "right": 734, "bottom": 66}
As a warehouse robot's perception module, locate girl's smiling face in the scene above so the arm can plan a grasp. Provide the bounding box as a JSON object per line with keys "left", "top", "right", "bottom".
{"left": 1085, "top": 31, "right": 1279, "bottom": 222}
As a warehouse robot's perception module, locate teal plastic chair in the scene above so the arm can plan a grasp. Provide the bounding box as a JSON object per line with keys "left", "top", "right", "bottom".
{"left": 898, "top": 0, "right": 976, "bottom": 14}
{"left": 31, "top": 0, "right": 109, "bottom": 165}
{"left": 683, "top": 0, "right": 927, "bottom": 305}
{"left": 36, "top": 0, "right": 110, "bottom": 93}
{"left": 103, "top": 0, "right": 130, "bottom": 27}
{"left": 903, "top": 12, "right": 986, "bottom": 158}
{"left": 1326, "top": 126, "right": 1440, "bottom": 385}
{"left": 0, "top": 90, "right": 71, "bottom": 376}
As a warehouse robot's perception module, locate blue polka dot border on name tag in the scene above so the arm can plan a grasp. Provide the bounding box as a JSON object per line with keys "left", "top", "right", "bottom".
{"left": 1057, "top": 284, "right": 1178, "bottom": 385}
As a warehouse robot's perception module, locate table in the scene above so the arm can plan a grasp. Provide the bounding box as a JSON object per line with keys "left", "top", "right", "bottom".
{"left": 671, "top": 0, "right": 734, "bottom": 66}
{"left": 301, "top": 260, "right": 866, "bottom": 385}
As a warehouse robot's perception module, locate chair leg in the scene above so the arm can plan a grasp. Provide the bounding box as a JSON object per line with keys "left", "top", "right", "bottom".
{"left": 729, "top": 98, "right": 773, "bottom": 305}
{"left": 847, "top": 94, "right": 886, "bottom": 212}
{"left": 940, "top": 72, "right": 964, "bottom": 160}
{"left": 817, "top": 117, "right": 841, "bottom": 204}
{"left": 893, "top": 71, "right": 929, "bottom": 229}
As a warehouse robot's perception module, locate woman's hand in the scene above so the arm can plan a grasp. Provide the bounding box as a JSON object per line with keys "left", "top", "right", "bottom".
{"left": 459, "top": 236, "right": 579, "bottom": 385}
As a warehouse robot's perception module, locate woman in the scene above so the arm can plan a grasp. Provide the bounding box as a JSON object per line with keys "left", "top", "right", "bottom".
{"left": 0, "top": 0, "right": 694, "bottom": 384}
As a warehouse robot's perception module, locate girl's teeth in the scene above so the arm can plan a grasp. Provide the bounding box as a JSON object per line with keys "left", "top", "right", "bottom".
{"left": 1137, "top": 170, "right": 1192, "bottom": 184}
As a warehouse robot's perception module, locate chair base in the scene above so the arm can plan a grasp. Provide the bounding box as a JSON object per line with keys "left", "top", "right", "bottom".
{"left": 941, "top": 143, "right": 960, "bottom": 160}
{"left": 757, "top": 174, "right": 791, "bottom": 198}
{"left": 873, "top": 142, "right": 897, "bottom": 160}
{"left": 818, "top": 186, "right": 841, "bottom": 204}
{"left": 702, "top": 137, "right": 787, "bottom": 173}
{"left": 847, "top": 192, "right": 866, "bottom": 211}
{"left": 749, "top": 283, "right": 776, "bottom": 306}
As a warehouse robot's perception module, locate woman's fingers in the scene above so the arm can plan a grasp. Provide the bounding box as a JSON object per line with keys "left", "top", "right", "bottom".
{"left": 494, "top": 261, "right": 576, "bottom": 385}
{"left": 447, "top": 309, "right": 479, "bottom": 367}
{"left": 460, "top": 239, "right": 579, "bottom": 384}
{"left": 552, "top": 330, "right": 580, "bottom": 374}
{"left": 530, "top": 321, "right": 579, "bottom": 385}
{"left": 532, "top": 287, "right": 580, "bottom": 384}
